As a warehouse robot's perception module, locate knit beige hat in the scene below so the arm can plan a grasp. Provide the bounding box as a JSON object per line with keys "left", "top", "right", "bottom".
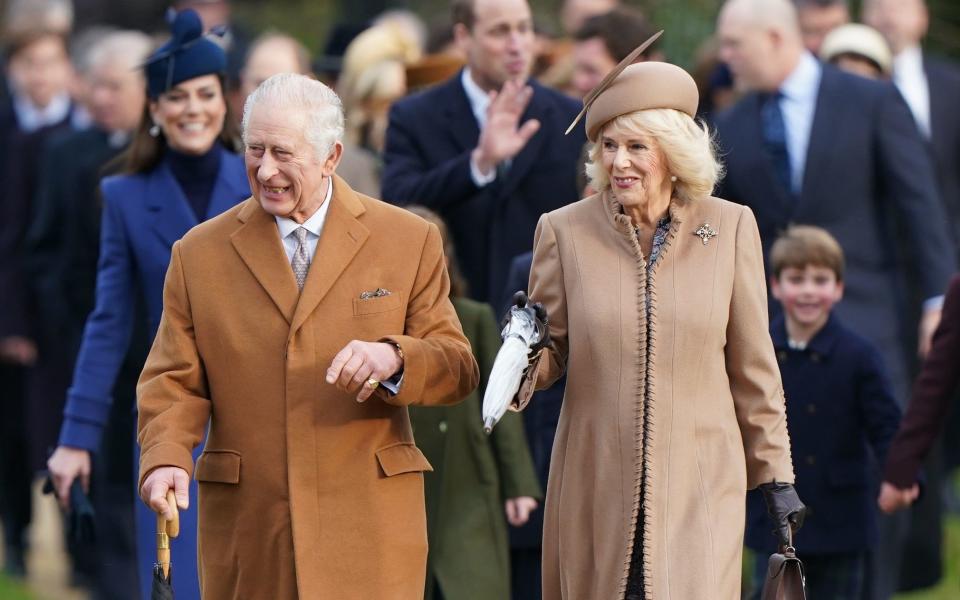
{"left": 566, "top": 32, "right": 700, "bottom": 142}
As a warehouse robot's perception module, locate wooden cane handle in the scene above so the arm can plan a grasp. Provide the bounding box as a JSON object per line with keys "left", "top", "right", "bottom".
{"left": 165, "top": 489, "right": 180, "bottom": 538}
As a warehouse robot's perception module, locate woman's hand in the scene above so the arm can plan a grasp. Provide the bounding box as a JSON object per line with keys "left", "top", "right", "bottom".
{"left": 758, "top": 481, "right": 806, "bottom": 547}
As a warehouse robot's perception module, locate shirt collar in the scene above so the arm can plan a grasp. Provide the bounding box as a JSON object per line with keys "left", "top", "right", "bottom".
{"left": 461, "top": 68, "right": 490, "bottom": 123}
{"left": 770, "top": 312, "right": 840, "bottom": 356}
{"left": 779, "top": 52, "right": 822, "bottom": 104}
{"left": 274, "top": 176, "right": 333, "bottom": 239}
{"left": 894, "top": 44, "right": 924, "bottom": 78}
{"left": 12, "top": 91, "right": 71, "bottom": 132}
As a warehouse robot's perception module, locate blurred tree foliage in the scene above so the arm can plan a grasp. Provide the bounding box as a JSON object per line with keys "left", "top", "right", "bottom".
{"left": 232, "top": 0, "right": 959, "bottom": 67}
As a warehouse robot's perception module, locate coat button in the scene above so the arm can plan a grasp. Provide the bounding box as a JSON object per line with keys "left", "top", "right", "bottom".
{"left": 807, "top": 404, "right": 816, "bottom": 414}
{"left": 806, "top": 455, "right": 816, "bottom": 466}
{"left": 438, "top": 421, "right": 448, "bottom": 433}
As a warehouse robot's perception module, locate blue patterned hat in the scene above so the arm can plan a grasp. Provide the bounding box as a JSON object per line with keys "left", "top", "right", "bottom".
{"left": 145, "top": 9, "right": 226, "bottom": 98}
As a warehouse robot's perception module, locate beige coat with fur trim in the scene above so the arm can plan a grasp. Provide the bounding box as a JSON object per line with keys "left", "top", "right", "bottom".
{"left": 515, "top": 191, "right": 794, "bottom": 600}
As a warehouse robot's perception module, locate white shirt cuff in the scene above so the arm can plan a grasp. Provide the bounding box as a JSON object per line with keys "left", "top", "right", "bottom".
{"left": 470, "top": 154, "right": 496, "bottom": 187}
{"left": 923, "top": 295, "right": 945, "bottom": 312}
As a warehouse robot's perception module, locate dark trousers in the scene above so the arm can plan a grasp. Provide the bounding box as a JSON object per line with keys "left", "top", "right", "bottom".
{"left": 752, "top": 551, "right": 865, "bottom": 600}
{"left": 0, "top": 363, "right": 31, "bottom": 573}
{"left": 510, "top": 546, "right": 542, "bottom": 600}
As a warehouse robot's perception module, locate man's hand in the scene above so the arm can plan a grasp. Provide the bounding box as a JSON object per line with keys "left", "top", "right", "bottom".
{"left": 472, "top": 79, "right": 541, "bottom": 176}
{"left": 0, "top": 336, "right": 37, "bottom": 365}
{"left": 47, "top": 446, "right": 91, "bottom": 510}
{"left": 918, "top": 307, "right": 942, "bottom": 358}
{"left": 505, "top": 496, "right": 538, "bottom": 527}
{"left": 140, "top": 466, "right": 190, "bottom": 521}
{"left": 878, "top": 481, "right": 920, "bottom": 514}
{"left": 326, "top": 340, "right": 404, "bottom": 403}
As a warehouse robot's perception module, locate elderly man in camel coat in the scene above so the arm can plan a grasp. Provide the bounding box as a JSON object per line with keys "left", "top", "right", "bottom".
{"left": 136, "top": 73, "right": 479, "bottom": 599}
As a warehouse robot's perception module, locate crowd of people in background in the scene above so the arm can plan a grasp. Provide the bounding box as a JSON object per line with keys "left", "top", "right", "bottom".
{"left": 1, "top": 0, "right": 958, "bottom": 598}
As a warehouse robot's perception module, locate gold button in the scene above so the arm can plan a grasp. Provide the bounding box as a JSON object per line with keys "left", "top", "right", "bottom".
{"left": 439, "top": 421, "right": 448, "bottom": 433}
{"left": 806, "top": 455, "right": 816, "bottom": 465}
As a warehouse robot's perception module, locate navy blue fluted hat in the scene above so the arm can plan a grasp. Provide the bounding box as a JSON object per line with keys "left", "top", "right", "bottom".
{"left": 145, "top": 9, "right": 226, "bottom": 98}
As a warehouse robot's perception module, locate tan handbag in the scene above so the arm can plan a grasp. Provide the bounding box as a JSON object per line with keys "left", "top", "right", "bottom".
{"left": 761, "top": 529, "right": 806, "bottom": 600}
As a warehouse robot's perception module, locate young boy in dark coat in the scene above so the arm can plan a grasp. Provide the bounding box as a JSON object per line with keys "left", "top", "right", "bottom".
{"left": 745, "top": 226, "right": 902, "bottom": 600}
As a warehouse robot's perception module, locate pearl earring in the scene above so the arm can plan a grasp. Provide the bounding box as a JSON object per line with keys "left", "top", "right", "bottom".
{"left": 149, "top": 124, "right": 161, "bottom": 137}
{"left": 670, "top": 175, "right": 677, "bottom": 182}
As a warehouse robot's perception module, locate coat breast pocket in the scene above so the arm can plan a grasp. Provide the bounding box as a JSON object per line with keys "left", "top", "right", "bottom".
{"left": 353, "top": 292, "right": 404, "bottom": 317}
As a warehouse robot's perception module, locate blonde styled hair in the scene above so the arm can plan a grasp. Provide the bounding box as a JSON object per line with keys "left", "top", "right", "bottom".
{"left": 585, "top": 108, "right": 724, "bottom": 203}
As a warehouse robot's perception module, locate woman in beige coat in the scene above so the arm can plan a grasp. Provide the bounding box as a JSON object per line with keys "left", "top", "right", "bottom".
{"left": 514, "top": 56, "right": 806, "bottom": 599}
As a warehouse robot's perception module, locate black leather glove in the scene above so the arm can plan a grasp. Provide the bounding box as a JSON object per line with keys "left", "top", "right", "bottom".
{"left": 42, "top": 476, "right": 96, "bottom": 544}
{"left": 502, "top": 291, "right": 551, "bottom": 353}
{"left": 758, "top": 481, "right": 806, "bottom": 548}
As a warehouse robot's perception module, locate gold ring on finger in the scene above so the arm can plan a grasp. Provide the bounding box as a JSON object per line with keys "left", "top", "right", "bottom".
{"left": 366, "top": 378, "right": 380, "bottom": 390}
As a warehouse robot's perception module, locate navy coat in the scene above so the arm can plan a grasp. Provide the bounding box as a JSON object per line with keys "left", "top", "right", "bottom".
{"left": 57, "top": 146, "right": 248, "bottom": 600}
{"left": 745, "top": 315, "right": 901, "bottom": 554}
{"left": 924, "top": 55, "right": 960, "bottom": 255}
{"left": 382, "top": 72, "right": 584, "bottom": 304}
{"left": 715, "top": 63, "right": 956, "bottom": 405}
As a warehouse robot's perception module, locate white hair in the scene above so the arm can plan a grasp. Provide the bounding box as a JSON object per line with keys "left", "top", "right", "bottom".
{"left": 242, "top": 73, "right": 345, "bottom": 160}
{"left": 86, "top": 30, "right": 153, "bottom": 73}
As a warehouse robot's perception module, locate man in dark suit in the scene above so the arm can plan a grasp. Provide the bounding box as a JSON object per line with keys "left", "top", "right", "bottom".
{"left": 382, "top": 0, "right": 584, "bottom": 304}
{"left": 864, "top": 0, "right": 960, "bottom": 261}
{"left": 714, "top": 1, "right": 956, "bottom": 597}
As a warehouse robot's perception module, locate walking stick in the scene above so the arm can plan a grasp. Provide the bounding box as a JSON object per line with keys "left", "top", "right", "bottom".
{"left": 157, "top": 490, "right": 180, "bottom": 579}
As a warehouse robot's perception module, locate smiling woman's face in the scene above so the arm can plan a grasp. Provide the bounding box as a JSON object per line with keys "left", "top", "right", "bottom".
{"left": 600, "top": 120, "right": 669, "bottom": 209}
{"left": 150, "top": 74, "right": 226, "bottom": 155}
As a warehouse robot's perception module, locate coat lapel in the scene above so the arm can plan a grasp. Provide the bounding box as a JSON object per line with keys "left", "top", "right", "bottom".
{"left": 289, "top": 175, "right": 370, "bottom": 337}
{"left": 230, "top": 198, "right": 299, "bottom": 324}
{"left": 146, "top": 162, "right": 199, "bottom": 248}
{"left": 442, "top": 74, "right": 481, "bottom": 152}
{"left": 799, "top": 67, "right": 841, "bottom": 211}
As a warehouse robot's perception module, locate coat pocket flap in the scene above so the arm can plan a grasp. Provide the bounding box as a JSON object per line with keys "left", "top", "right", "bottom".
{"left": 375, "top": 442, "right": 433, "bottom": 477}
{"left": 195, "top": 450, "right": 241, "bottom": 484}
{"left": 353, "top": 293, "right": 403, "bottom": 316}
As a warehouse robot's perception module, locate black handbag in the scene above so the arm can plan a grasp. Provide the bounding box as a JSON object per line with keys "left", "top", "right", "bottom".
{"left": 761, "top": 529, "right": 806, "bottom": 600}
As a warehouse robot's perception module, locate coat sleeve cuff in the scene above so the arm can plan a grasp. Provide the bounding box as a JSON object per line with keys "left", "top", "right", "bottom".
{"left": 138, "top": 442, "right": 196, "bottom": 492}
{"left": 57, "top": 418, "right": 105, "bottom": 452}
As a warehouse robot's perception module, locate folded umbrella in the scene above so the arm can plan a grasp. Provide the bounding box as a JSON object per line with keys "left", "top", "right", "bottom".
{"left": 152, "top": 489, "right": 180, "bottom": 600}
{"left": 41, "top": 476, "right": 96, "bottom": 544}
{"left": 482, "top": 298, "right": 545, "bottom": 433}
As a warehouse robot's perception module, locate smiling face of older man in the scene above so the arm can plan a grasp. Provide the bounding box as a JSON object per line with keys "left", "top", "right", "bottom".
{"left": 242, "top": 74, "right": 344, "bottom": 223}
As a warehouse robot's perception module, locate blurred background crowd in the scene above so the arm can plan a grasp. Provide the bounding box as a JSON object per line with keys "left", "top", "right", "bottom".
{"left": 0, "top": 0, "right": 959, "bottom": 598}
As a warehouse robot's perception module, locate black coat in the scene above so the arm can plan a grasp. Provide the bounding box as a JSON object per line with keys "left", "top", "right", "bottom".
{"left": 382, "top": 72, "right": 584, "bottom": 304}
{"left": 715, "top": 63, "right": 956, "bottom": 405}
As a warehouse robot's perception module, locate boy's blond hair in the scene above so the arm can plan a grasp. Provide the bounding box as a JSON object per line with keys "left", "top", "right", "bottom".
{"left": 770, "top": 225, "right": 845, "bottom": 281}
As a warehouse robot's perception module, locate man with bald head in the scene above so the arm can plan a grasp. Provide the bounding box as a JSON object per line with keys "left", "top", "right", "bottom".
{"left": 714, "top": 3, "right": 955, "bottom": 595}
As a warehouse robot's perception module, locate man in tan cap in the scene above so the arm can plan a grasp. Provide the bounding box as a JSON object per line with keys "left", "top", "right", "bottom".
{"left": 714, "top": 0, "right": 956, "bottom": 597}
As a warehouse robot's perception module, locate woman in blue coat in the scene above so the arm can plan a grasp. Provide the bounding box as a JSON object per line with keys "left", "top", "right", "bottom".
{"left": 46, "top": 10, "right": 249, "bottom": 599}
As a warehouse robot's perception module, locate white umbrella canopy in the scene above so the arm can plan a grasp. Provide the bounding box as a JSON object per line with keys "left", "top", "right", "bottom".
{"left": 482, "top": 303, "right": 545, "bottom": 433}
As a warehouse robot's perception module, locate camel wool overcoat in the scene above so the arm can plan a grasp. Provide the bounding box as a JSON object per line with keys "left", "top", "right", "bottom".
{"left": 136, "top": 176, "right": 479, "bottom": 599}
{"left": 515, "top": 191, "right": 795, "bottom": 600}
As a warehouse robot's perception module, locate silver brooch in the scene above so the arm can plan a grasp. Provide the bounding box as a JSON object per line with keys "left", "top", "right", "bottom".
{"left": 694, "top": 223, "right": 718, "bottom": 245}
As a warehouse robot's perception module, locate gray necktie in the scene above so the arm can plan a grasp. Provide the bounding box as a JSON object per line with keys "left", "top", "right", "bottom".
{"left": 291, "top": 226, "right": 311, "bottom": 290}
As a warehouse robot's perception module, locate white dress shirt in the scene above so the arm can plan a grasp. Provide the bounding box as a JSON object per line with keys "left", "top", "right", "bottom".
{"left": 461, "top": 68, "right": 497, "bottom": 187}
{"left": 778, "top": 52, "right": 822, "bottom": 195}
{"left": 12, "top": 91, "right": 71, "bottom": 133}
{"left": 893, "top": 45, "right": 932, "bottom": 140}
{"left": 274, "top": 178, "right": 404, "bottom": 389}
{"left": 275, "top": 177, "right": 333, "bottom": 262}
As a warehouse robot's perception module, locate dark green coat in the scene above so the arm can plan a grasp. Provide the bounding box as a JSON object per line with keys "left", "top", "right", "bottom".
{"left": 411, "top": 297, "right": 542, "bottom": 599}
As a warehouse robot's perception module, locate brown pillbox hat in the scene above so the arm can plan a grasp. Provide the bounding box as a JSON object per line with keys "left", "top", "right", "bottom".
{"left": 566, "top": 31, "right": 700, "bottom": 142}
{"left": 584, "top": 62, "right": 699, "bottom": 141}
